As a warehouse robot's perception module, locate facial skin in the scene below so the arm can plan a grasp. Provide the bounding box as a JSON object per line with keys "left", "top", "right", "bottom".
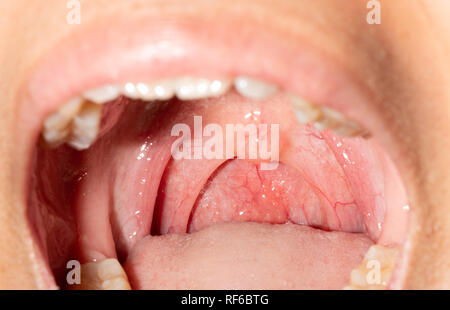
{"left": 0, "top": 0, "right": 449, "bottom": 289}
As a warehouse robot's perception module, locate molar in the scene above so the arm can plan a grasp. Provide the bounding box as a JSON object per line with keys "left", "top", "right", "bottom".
{"left": 343, "top": 245, "right": 399, "bottom": 290}
{"left": 67, "top": 258, "right": 131, "bottom": 290}
{"left": 234, "top": 76, "right": 278, "bottom": 100}
{"left": 289, "top": 95, "right": 322, "bottom": 124}
{"left": 289, "top": 96, "right": 368, "bottom": 138}
{"left": 314, "top": 106, "right": 368, "bottom": 137}
{"left": 42, "top": 97, "right": 84, "bottom": 147}
{"left": 68, "top": 101, "right": 102, "bottom": 151}
{"left": 313, "top": 106, "right": 347, "bottom": 131}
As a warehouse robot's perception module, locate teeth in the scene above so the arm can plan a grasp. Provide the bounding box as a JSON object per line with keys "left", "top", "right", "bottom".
{"left": 43, "top": 76, "right": 366, "bottom": 152}
{"left": 314, "top": 106, "right": 368, "bottom": 137}
{"left": 313, "top": 106, "right": 345, "bottom": 131}
{"left": 175, "top": 78, "right": 232, "bottom": 100}
{"left": 121, "top": 82, "right": 142, "bottom": 100}
{"left": 289, "top": 95, "right": 322, "bottom": 124}
{"left": 41, "top": 99, "right": 102, "bottom": 150}
{"left": 138, "top": 80, "right": 176, "bottom": 101}
{"left": 122, "top": 81, "right": 175, "bottom": 101}
{"left": 83, "top": 85, "right": 121, "bottom": 104}
{"left": 344, "top": 245, "right": 399, "bottom": 290}
{"left": 41, "top": 77, "right": 233, "bottom": 151}
{"left": 67, "top": 258, "right": 131, "bottom": 290}
{"left": 289, "top": 95, "right": 368, "bottom": 137}
{"left": 81, "top": 77, "right": 275, "bottom": 103}
{"left": 68, "top": 101, "right": 102, "bottom": 150}
{"left": 234, "top": 76, "right": 278, "bottom": 100}
{"left": 121, "top": 78, "right": 232, "bottom": 102}
{"left": 42, "top": 98, "right": 84, "bottom": 147}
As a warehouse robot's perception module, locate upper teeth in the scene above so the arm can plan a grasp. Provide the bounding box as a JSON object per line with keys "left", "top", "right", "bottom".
{"left": 83, "top": 85, "right": 121, "bottom": 104}
{"left": 42, "top": 77, "right": 232, "bottom": 150}
{"left": 41, "top": 76, "right": 368, "bottom": 151}
{"left": 175, "top": 78, "right": 232, "bottom": 100}
{"left": 68, "top": 101, "right": 102, "bottom": 151}
{"left": 289, "top": 95, "right": 322, "bottom": 124}
{"left": 234, "top": 76, "right": 278, "bottom": 100}
{"left": 121, "top": 81, "right": 176, "bottom": 101}
{"left": 42, "top": 97, "right": 84, "bottom": 148}
{"left": 289, "top": 95, "right": 368, "bottom": 137}
{"left": 82, "top": 78, "right": 233, "bottom": 105}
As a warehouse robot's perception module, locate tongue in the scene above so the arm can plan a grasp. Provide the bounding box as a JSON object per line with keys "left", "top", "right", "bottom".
{"left": 124, "top": 222, "right": 373, "bottom": 289}
{"left": 32, "top": 90, "right": 408, "bottom": 288}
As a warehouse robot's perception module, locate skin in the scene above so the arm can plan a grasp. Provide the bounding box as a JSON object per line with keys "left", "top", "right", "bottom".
{"left": 0, "top": 0, "right": 449, "bottom": 289}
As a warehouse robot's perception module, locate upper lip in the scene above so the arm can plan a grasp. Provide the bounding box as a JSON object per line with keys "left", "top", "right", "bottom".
{"left": 14, "top": 5, "right": 409, "bottom": 289}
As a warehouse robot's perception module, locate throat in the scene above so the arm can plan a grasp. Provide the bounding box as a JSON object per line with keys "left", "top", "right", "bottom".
{"left": 154, "top": 159, "right": 367, "bottom": 235}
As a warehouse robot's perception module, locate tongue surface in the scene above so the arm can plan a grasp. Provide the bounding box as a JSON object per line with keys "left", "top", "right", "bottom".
{"left": 32, "top": 90, "right": 408, "bottom": 288}
{"left": 124, "top": 222, "right": 373, "bottom": 289}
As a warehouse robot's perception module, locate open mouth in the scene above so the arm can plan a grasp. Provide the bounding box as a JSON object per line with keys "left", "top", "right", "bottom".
{"left": 20, "top": 14, "right": 410, "bottom": 290}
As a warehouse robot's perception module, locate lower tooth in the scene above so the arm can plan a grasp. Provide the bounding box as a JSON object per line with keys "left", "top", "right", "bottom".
{"left": 68, "top": 101, "right": 102, "bottom": 151}
{"left": 344, "top": 245, "right": 399, "bottom": 290}
{"left": 234, "top": 76, "right": 278, "bottom": 100}
{"left": 67, "top": 258, "right": 131, "bottom": 290}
